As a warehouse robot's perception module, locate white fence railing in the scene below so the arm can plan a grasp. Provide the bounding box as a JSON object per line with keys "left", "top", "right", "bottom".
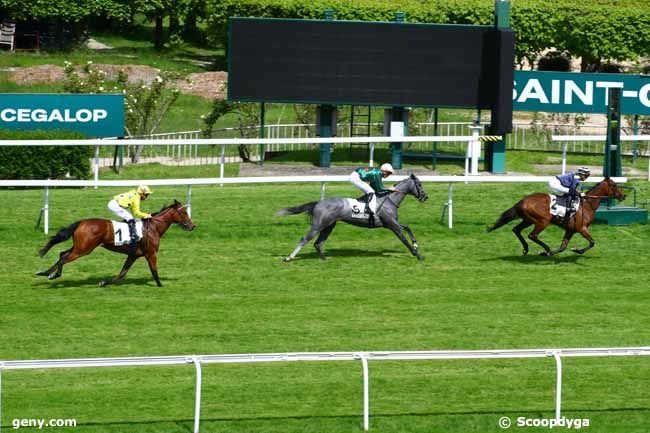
{"left": 121, "top": 121, "right": 646, "bottom": 170}
{"left": 0, "top": 134, "right": 496, "bottom": 185}
{"left": 552, "top": 135, "right": 650, "bottom": 180}
{"left": 0, "top": 175, "right": 626, "bottom": 235}
{"left": 1, "top": 347, "right": 648, "bottom": 433}
{"left": 132, "top": 122, "right": 621, "bottom": 165}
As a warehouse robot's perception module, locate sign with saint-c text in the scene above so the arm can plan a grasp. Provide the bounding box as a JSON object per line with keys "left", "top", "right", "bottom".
{"left": 513, "top": 71, "right": 650, "bottom": 115}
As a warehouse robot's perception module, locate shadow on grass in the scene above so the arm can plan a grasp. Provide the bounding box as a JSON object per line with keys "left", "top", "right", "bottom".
{"left": 17, "top": 406, "right": 649, "bottom": 431}
{"left": 481, "top": 253, "right": 592, "bottom": 265}
{"left": 278, "top": 247, "right": 414, "bottom": 261}
{"left": 33, "top": 276, "right": 177, "bottom": 289}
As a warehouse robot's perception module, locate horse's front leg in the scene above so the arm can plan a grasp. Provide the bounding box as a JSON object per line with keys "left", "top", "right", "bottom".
{"left": 551, "top": 230, "right": 575, "bottom": 255}
{"left": 399, "top": 224, "right": 419, "bottom": 250}
{"left": 572, "top": 226, "right": 595, "bottom": 254}
{"left": 385, "top": 222, "right": 423, "bottom": 260}
{"left": 99, "top": 255, "right": 138, "bottom": 287}
{"left": 145, "top": 253, "right": 162, "bottom": 287}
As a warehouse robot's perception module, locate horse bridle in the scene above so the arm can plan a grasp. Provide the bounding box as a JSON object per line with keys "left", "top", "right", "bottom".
{"left": 152, "top": 204, "right": 193, "bottom": 229}
{"left": 380, "top": 179, "right": 425, "bottom": 210}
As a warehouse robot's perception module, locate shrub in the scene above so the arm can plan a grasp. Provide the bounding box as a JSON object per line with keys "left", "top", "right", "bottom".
{"left": 0, "top": 129, "right": 92, "bottom": 179}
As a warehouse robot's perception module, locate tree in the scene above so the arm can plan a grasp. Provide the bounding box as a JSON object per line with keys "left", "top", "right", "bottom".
{"left": 63, "top": 61, "right": 188, "bottom": 162}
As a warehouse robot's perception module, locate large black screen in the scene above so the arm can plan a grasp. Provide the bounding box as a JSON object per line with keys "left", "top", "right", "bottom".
{"left": 228, "top": 18, "right": 514, "bottom": 133}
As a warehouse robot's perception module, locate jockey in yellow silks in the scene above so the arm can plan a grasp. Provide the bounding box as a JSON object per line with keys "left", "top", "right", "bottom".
{"left": 107, "top": 185, "right": 152, "bottom": 253}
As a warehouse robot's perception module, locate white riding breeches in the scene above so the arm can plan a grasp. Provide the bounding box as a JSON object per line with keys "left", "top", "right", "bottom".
{"left": 349, "top": 171, "right": 377, "bottom": 212}
{"left": 108, "top": 199, "right": 134, "bottom": 221}
{"left": 548, "top": 178, "right": 570, "bottom": 195}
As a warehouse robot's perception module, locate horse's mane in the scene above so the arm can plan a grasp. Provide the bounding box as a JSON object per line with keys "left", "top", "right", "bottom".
{"left": 395, "top": 174, "right": 417, "bottom": 186}
{"left": 586, "top": 178, "right": 609, "bottom": 194}
{"left": 151, "top": 200, "right": 181, "bottom": 217}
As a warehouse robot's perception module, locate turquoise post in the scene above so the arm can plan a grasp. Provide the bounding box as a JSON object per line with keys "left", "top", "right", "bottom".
{"left": 318, "top": 105, "right": 334, "bottom": 167}
{"left": 389, "top": 11, "right": 406, "bottom": 170}
{"left": 487, "top": 0, "right": 510, "bottom": 173}
{"left": 317, "top": 9, "right": 335, "bottom": 167}
{"left": 259, "top": 102, "right": 265, "bottom": 165}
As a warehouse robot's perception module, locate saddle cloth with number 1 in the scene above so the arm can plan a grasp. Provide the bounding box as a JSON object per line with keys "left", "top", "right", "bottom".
{"left": 111, "top": 221, "right": 144, "bottom": 246}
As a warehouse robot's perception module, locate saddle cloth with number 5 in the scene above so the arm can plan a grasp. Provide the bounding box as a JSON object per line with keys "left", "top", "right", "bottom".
{"left": 346, "top": 198, "right": 371, "bottom": 219}
{"left": 111, "top": 220, "right": 144, "bottom": 246}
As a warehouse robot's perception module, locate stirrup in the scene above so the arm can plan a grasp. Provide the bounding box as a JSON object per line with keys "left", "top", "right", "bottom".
{"left": 368, "top": 211, "right": 376, "bottom": 227}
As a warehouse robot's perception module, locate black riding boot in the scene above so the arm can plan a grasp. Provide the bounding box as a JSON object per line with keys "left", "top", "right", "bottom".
{"left": 365, "top": 193, "right": 375, "bottom": 228}
{"left": 562, "top": 194, "right": 576, "bottom": 227}
{"left": 127, "top": 219, "right": 138, "bottom": 255}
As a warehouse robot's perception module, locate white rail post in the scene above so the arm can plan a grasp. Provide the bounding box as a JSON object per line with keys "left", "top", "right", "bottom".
{"left": 561, "top": 142, "right": 568, "bottom": 174}
{"left": 44, "top": 185, "right": 50, "bottom": 235}
{"left": 369, "top": 143, "right": 375, "bottom": 167}
{"left": 447, "top": 182, "right": 453, "bottom": 229}
{"left": 186, "top": 185, "right": 192, "bottom": 218}
{"left": 94, "top": 144, "right": 100, "bottom": 188}
{"left": 220, "top": 144, "right": 226, "bottom": 187}
{"left": 553, "top": 352, "right": 563, "bottom": 421}
{"left": 191, "top": 356, "right": 202, "bottom": 433}
{"left": 320, "top": 182, "right": 326, "bottom": 200}
{"left": 469, "top": 125, "right": 481, "bottom": 175}
{"left": 0, "top": 363, "right": 3, "bottom": 433}
{"left": 361, "top": 354, "right": 370, "bottom": 431}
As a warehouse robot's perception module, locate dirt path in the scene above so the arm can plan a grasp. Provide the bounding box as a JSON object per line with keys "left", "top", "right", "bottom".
{"left": 6, "top": 64, "right": 227, "bottom": 100}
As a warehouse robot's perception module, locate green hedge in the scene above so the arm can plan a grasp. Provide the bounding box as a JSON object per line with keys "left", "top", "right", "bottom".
{"left": 206, "top": 0, "right": 650, "bottom": 68}
{"left": 0, "top": 129, "right": 92, "bottom": 180}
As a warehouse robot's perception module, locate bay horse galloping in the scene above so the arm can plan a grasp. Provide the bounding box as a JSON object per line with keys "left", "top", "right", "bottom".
{"left": 487, "top": 178, "right": 625, "bottom": 256}
{"left": 37, "top": 200, "right": 195, "bottom": 287}
{"left": 277, "top": 174, "right": 428, "bottom": 261}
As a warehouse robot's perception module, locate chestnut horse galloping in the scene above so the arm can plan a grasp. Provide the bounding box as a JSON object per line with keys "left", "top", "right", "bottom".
{"left": 487, "top": 178, "right": 626, "bottom": 256}
{"left": 37, "top": 200, "right": 195, "bottom": 287}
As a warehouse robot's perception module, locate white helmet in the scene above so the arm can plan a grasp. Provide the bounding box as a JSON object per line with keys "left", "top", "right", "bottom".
{"left": 577, "top": 166, "right": 591, "bottom": 177}
{"left": 380, "top": 163, "right": 394, "bottom": 174}
{"left": 137, "top": 185, "right": 152, "bottom": 195}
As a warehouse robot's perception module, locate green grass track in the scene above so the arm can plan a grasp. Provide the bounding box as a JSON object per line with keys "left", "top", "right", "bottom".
{"left": 0, "top": 181, "right": 649, "bottom": 432}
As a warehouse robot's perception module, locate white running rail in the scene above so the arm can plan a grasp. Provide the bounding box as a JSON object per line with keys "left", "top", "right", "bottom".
{"left": 0, "top": 175, "right": 626, "bottom": 234}
{"left": 1, "top": 347, "right": 648, "bottom": 433}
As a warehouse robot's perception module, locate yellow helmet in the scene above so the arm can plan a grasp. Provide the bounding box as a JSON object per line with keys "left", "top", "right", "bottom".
{"left": 137, "top": 185, "right": 152, "bottom": 195}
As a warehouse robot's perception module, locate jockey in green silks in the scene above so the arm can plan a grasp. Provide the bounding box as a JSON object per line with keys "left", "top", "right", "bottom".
{"left": 349, "top": 163, "right": 396, "bottom": 222}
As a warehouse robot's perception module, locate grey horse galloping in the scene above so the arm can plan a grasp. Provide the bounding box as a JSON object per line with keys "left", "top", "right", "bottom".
{"left": 277, "top": 174, "right": 428, "bottom": 261}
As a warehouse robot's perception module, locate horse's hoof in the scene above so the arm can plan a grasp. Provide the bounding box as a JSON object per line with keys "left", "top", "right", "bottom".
{"left": 417, "top": 255, "right": 425, "bottom": 261}
{"left": 571, "top": 248, "right": 585, "bottom": 255}
{"left": 48, "top": 272, "right": 60, "bottom": 280}
{"left": 522, "top": 250, "right": 529, "bottom": 256}
{"left": 35, "top": 270, "right": 48, "bottom": 276}
{"left": 283, "top": 257, "right": 292, "bottom": 262}
{"left": 539, "top": 251, "right": 551, "bottom": 257}
{"left": 98, "top": 280, "right": 107, "bottom": 287}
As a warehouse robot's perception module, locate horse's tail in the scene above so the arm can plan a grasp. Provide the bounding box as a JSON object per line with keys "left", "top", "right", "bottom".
{"left": 39, "top": 221, "right": 80, "bottom": 257}
{"left": 275, "top": 201, "right": 318, "bottom": 217}
{"left": 487, "top": 201, "right": 522, "bottom": 232}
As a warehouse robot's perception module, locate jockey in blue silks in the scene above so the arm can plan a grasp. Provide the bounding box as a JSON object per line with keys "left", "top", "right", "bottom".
{"left": 548, "top": 166, "right": 591, "bottom": 224}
